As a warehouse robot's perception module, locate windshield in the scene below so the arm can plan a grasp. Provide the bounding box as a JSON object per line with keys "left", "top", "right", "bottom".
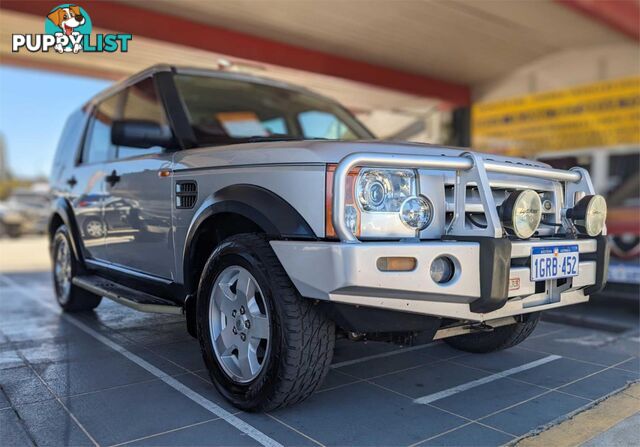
{"left": 174, "top": 74, "right": 373, "bottom": 146}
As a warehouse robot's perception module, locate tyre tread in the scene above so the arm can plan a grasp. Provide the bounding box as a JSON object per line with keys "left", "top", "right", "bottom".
{"left": 199, "top": 233, "right": 334, "bottom": 411}
{"left": 52, "top": 226, "right": 102, "bottom": 312}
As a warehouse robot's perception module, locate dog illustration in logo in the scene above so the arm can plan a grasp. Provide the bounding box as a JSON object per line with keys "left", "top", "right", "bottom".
{"left": 47, "top": 5, "right": 85, "bottom": 53}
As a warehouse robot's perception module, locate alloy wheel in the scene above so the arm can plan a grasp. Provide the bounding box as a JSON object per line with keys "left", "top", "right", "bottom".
{"left": 209, "top": 265, "right": 271, "bottom": 383}
{"left": 54, "top": 238, "right": 72, "bottom": 303}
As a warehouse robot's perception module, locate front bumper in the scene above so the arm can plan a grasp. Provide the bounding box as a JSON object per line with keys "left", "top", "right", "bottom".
{"left": 271, "top": 237, "right": 606, "bottom": 322}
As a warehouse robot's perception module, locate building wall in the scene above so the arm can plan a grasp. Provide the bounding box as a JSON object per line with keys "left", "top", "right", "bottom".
{"left": 474, "top": 43, "right": 640, "bottom": 102}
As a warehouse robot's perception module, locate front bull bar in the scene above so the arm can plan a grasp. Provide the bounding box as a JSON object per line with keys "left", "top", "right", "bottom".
{"left": 331, "top": 151, "right": 595, "bottom": 243}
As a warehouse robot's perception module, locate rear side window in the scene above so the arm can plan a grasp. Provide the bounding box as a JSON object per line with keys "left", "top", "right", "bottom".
{"left": 52, "top": 109, "right": 87, "bottom": 170}
{"left": 82, "top": 92, "right": 124, "bottom": 164}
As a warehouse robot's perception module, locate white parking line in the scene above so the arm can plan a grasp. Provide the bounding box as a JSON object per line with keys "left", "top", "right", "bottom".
{"left": 331, "top": 342, "right": 438, "bottom": 369}
{"left": 0, "top": 274, "right": 284, "bottom": 447}
{"left": 414, "top": 355, "right": 562, "bottom": 405}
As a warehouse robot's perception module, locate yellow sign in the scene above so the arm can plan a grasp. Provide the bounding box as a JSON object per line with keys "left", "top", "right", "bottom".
{"left": 472, "top": 77, "right": 640, "bottom": 156}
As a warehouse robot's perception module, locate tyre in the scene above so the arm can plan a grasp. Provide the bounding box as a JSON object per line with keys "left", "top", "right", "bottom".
{"left": 444, "top": 313, "right": 540, "bottom": 353}
{"left": 82, "top": 217, "right": 105, "bottom": 239}
{"left": 52, "top": 225, "right": 102, "bottom": 312}
{"left": 197, "top": 234, "right": 335, "bottom": 411}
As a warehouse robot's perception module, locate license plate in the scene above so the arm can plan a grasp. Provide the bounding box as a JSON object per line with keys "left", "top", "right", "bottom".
{"left": 530, "top": 245, "right": 579, "bottom": 281}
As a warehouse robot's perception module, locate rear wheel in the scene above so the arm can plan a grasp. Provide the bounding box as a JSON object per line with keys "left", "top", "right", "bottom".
{"left": 444, "top": 313, "right": 540, "bottom": 353}
{"left": 52, "top": 225, "right": 102, "bottom": 312}
{"left": 197, "top": 234, "right": 335, "bottom": 411}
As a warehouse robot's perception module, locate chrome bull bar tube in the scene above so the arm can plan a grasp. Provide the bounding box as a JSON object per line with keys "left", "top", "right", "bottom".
{"left": 332, "top": 152, "right": 585, "bottom": 243}
{"left": 482, "top": 160, "right": 581, "bottom": 183}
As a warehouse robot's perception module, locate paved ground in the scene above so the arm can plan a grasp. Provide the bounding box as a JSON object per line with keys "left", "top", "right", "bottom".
{"left": 1, "top": 267, "right": 638, "bottom": 447}
{"left": 0, "top": 236, "right": 50, "bottom": 273}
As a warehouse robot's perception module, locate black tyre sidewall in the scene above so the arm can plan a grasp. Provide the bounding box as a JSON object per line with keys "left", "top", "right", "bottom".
{"left": 52, "top": 226, "right": 75, "bottom": 306}
{"left": 52, "top": 225, "right": 102, "bottom": 312}
{"left": 197, "top": 241, "right": 284, "bottom": 410}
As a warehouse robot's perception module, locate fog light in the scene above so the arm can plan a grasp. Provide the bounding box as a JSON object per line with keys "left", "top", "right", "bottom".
{"left": 430, "top": 256, "right": 455, "bottom": 284}
{"left": 500, "top": 190, "right": 542, "bottom": 239}
{"left": 568, "top": 194, "right": 607, "bottom": 236}
{"left": 400, "top": 196, "right": 433, "bottom": 230}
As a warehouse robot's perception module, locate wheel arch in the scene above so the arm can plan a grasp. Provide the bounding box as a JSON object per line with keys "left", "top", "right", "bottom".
{"left": 182, "top": 185, "right": 317, "bottom": 338}
{"left": 182, "top": 184, "right": 317, "bottom": 295}
{"left": 48, "top": 197, "right": 86, "bottom": 269}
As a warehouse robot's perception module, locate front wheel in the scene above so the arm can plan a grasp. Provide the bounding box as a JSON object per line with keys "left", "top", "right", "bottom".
{"left": 444, "top": 313, "right": 540, "bottom": 353}
{"left": 197, "top": 234, "right": 335, "bottom": 412}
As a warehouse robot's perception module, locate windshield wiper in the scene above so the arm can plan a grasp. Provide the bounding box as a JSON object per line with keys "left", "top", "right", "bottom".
{"left": 239, "top": 136, "right": 330, "bottom": 143}
{"left": 242, "top": 136, "right": 301, "bottom": 143}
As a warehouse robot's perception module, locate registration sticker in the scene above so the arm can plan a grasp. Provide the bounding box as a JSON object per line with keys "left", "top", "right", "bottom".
{"left": 530, "top": 245, "right": 579, "bottom": 282}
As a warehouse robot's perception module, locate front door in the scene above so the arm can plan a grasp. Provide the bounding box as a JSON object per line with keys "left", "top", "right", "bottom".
{"left": 69, "top": 92, "right": 125, "bottom": 261}
{"left": 102, "top": 77, "right": 175, "bottom": 279}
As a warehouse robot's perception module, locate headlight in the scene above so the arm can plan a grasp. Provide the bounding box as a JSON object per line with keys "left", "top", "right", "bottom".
{"left": 357, "top": 168, "right": 415, "bottom": 212}
{"left": 500, "top": 190, "right": 542, "bottom": 239}
{"left": 326, "top": 165, "right": 436, "bottom": 239}
{"left": 569, "top": 195, "right": 607, "bottom": 236}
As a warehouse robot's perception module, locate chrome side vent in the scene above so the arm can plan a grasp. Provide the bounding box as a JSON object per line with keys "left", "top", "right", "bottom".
{"left": 176, "top": 181, "right": 197, "bottom": 209}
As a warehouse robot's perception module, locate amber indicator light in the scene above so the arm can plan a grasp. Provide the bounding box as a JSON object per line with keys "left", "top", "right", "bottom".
{"left": 325, "top": 164, "right": 360, "bottom": 239}
{"left": 377, "top": 257, "right": 417, "bottom": 272}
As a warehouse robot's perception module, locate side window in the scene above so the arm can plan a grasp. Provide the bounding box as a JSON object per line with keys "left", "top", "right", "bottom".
{"left": 53, "top": 109, "right": 83, "bottom": 169}
{"left": 298, "top": 110, "right": 357, "bottom": 140}
{"left": 83, "top": 92, "right": 123, "bottom": 164}
{"left": 117, "top": 77, "right": 169, "bottom": 159}
{"left": 607, "top": 153, "right": 640, "bottom": 207}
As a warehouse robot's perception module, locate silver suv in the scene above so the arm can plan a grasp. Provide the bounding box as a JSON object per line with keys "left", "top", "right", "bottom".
{"left": 49, "top": 65, "right": 609, "bottom": 411}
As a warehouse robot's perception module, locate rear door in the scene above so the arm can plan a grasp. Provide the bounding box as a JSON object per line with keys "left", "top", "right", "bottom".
{"left": 69, "top": 93, "right": 124, "bottom": 261}
{"left": 101, "top": 77, "right": 175, "bottom": 279}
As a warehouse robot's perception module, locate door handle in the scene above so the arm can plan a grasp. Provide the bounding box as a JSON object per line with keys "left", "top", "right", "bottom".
{"left": 66, "top": 176, "right": 77, "bottom": 187}
{"left": 106, "top": 170, "right": 121, "bottom": 187}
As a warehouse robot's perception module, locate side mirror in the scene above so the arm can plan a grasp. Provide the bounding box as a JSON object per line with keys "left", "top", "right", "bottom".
{"left": 111, "top": 120, "right": 175, "bottom": 149}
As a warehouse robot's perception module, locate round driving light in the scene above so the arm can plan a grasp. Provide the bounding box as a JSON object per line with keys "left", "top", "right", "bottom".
{"left": 500, "top": 190, "right": 542, "bottom": 239}
{"left": 569, "top": 194, "right": 607, "bottom": 236}
{"left": 430, "top": 256, "right": 455, "bottom": 284}
{"left": 400, "top": 196, "right": 433, "bottom": 230}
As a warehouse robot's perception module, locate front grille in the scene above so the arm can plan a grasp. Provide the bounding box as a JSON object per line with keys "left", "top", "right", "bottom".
{"left": 176, "top": 181, "right": 197, "bottom": 209}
